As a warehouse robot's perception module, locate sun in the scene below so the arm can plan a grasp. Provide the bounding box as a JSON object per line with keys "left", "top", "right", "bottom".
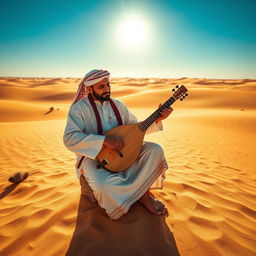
{"left": 116, "top": 14, "right": 151, "bottom": 50}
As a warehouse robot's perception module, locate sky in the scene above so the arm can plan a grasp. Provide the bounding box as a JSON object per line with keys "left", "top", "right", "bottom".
{"left": 0, "top": 0, "right": 255, "bottom": 78}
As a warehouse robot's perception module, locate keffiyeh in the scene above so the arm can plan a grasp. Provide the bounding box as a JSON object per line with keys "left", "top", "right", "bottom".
{"left": 72, "top": 69, "right": 110, "bottom": 105}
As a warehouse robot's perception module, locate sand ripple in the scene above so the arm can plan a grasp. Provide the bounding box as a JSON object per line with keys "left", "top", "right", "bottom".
{"left": 0, "top": 78, "right": 256, "bottom": 255}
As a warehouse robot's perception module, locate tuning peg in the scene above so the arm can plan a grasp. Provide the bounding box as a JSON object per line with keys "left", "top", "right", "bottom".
{"left": 176, "top": 85, "right": 179, "bottom": 88}
{"left": 185, "top": 93, "right": 188, "bottom": 96}
{"left": 172, "top": 88, "right": 175, "bottom": 92}
{"left": 180, "top": 98, "right": 183, "bottom": 101}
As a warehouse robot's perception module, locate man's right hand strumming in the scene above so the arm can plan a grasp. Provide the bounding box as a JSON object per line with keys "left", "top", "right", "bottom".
{"left": 103, "top": 135, "right": 124, "bottom": 150}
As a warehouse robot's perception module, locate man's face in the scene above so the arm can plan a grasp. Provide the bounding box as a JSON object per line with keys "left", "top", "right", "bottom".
{"left": 88, "top": 78, "right": 111, "bottom": 102}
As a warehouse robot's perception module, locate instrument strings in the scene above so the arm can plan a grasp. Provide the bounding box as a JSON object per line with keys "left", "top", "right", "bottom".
{"left": 138, "top": 96, "right": 175, "bottom": 131}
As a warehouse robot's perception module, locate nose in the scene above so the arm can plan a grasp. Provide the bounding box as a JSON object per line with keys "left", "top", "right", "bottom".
{"left": 103, "top": 85, "right": 110, "bottom": 93}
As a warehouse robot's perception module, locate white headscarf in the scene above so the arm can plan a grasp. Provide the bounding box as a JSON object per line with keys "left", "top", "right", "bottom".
{"left": 72, "top": 69, "right": 110, "bottom": 105}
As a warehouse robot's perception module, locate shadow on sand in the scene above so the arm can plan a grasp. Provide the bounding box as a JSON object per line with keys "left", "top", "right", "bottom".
{"left": 66, "top": 195, "right": 180, "bottom": 256}
{"left": 0, "top": 183, "right": 20, "bottom": 199}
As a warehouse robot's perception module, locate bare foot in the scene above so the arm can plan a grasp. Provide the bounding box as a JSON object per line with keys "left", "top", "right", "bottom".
{"left": 139, "top": 191, "right": 167, "bottom": 216}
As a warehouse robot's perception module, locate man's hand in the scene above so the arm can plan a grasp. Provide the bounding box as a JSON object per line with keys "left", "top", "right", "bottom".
{"left": 103, "top": 135, "right": 124, "bottom": 150}
{"left": 156, "top": 104, "right": 173, "bottom": 124}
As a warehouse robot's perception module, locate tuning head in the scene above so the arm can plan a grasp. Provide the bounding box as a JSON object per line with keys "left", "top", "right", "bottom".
{"left": 172, "top": 85, "right": 188, "bottom": 101}
{"left": 180, "top": 92, "right": 189, "bottom": 101}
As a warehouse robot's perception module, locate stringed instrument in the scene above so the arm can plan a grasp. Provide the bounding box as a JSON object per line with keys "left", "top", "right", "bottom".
{"left": 96, "top": 85, "right": 188, "bottom": 172}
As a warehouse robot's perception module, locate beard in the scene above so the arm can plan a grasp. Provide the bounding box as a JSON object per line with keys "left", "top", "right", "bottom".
{"left": 92, "top": 87, "right": 110, "bottom": 101}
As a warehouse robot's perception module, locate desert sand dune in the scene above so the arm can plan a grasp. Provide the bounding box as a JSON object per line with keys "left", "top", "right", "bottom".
{"left": 0, "top": 77, "right": 255, "bottom": 256}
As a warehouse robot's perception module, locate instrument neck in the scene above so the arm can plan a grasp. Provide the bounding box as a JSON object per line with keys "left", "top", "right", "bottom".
{"left": 138, "top": 96, "right": 176, "bottom": 132}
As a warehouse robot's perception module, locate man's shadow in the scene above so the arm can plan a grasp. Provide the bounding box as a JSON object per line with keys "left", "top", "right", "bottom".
{"left": 66, "top": 195, "right": 180, "bottom": 256}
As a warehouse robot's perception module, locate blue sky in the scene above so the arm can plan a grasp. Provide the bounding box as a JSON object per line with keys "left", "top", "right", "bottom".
{"left": 0, "top": 0, "right": 255, "bottom": 78}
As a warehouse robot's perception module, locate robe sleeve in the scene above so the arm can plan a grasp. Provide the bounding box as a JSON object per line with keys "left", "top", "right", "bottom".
{"left": 63, "top": 104, "right": 105, "bottom": 160}
{"left": 118, "top": 100, "right": 163, "bottom": 134}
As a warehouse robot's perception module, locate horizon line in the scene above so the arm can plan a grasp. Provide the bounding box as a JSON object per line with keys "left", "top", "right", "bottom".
{"left": 0, "top": 76, "right": 255, "bottom": 80}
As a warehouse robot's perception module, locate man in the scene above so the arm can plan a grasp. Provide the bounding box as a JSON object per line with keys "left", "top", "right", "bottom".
{"left": 63, "top": 69, "right": 173, "bottom": 220}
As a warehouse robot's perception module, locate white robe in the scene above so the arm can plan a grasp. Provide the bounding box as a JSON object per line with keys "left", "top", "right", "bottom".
{"left": 63, "top": 97, "right": 168, "bottom": 220}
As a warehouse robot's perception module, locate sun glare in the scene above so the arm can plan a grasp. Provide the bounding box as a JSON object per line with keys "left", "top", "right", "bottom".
{"left": 116, "top": 14, "right": 151, "bottom": 50}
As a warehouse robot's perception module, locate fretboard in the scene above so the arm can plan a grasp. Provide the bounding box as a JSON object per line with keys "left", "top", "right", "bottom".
{"left": 138, "top": 96, "right": 176, "bottom": 132}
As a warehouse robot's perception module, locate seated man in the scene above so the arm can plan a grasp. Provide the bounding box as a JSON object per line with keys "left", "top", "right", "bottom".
{"left": 63, "top": 69, "right": 173, "bottom": 220}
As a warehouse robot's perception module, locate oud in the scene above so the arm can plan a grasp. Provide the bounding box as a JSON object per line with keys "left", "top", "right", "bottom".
{"left": 96, "top": 85, "right": 188, "bottom": 172}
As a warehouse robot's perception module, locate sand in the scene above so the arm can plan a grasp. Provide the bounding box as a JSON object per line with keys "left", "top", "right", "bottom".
{"left": 0, "top": 77, "right": 255, "bottom": 256}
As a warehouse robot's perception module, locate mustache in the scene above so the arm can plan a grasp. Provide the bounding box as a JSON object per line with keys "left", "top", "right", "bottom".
{"left": 102, "top": 92, "right": 110, "bottom": 96}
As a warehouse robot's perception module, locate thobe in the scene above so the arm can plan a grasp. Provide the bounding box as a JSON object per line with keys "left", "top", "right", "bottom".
{"left": 63, "top": 97, "right": 168, "bottom": 220}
